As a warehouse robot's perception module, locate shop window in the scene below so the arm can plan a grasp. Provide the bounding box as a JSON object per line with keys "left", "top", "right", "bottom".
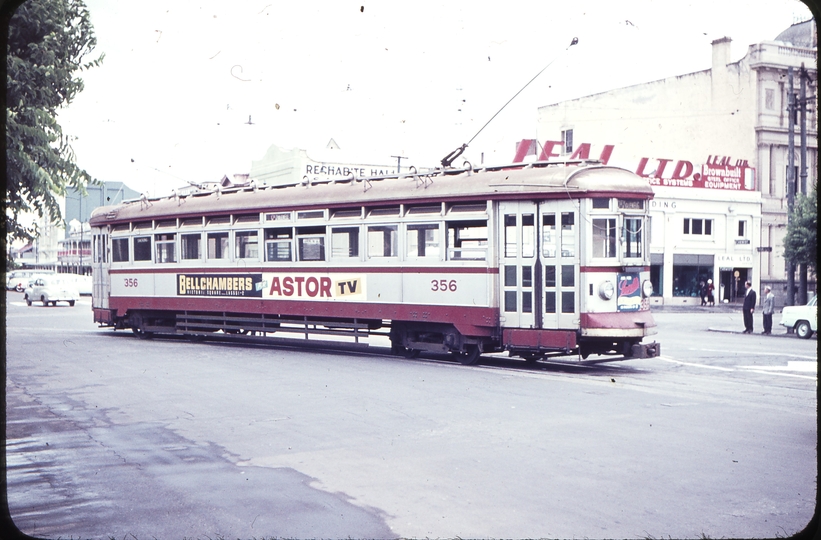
{"left": 672, "top": 265, "right": 714, "bottom": 297}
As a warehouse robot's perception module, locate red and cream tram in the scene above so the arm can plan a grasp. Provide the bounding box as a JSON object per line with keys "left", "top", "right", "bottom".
{"left": 89, "top": 161, "right": 660, "bottom": 364}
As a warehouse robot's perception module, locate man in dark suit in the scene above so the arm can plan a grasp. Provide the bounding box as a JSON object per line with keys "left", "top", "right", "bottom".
{"left": 742, "top": 280, "right": 757, "bottom": 333}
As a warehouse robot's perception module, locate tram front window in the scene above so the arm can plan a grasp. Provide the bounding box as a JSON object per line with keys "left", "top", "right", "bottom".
{"left": 623, "top": 217, "right": 643, "bottom": 259}
{"left": 592, "top": 218, "right": 617, "bottom": 258}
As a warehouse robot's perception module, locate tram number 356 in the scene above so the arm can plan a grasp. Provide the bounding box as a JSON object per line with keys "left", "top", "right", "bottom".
{"left": 124, "top": 278, "right": 139, "bottom": 288}
{"left": 431, "top": 279, "right": 457, "bottom": 292}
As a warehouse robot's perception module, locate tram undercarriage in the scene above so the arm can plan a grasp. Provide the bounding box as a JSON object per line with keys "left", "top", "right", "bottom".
{"left": 99, "top": 308, "right": 657, "bottom": 365}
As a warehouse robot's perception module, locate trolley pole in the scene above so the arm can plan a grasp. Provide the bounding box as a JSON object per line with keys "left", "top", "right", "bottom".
{"left": 798, "top": 64, "right": 810, "bottom": 305}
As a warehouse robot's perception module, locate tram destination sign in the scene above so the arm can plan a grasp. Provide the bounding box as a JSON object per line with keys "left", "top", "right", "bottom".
{"left": 177, "top": 273, "right": 264, "bottom": 297}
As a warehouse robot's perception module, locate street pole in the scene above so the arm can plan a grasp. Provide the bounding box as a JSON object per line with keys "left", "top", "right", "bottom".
{"left": 786, "top": 67, "right": 796, "bottom": 308}
{"left": 798, "top": 64, "right": 809, "bottom": 305}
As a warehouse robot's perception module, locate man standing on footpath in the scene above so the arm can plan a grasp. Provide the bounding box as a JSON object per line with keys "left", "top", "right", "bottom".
{"left": 761, "top": 286, "right": 775, "bottom": 335}
{"left": 742, "top": 280, "right": 757, "bottom": 334}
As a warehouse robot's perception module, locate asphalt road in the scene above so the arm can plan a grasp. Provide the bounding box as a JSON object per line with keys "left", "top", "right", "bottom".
{"left": 4, "top": 293, "right": 817, "bottom": 539}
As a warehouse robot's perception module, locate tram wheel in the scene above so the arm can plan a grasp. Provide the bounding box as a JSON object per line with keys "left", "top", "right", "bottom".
{"left": 131, "top": 313, "right": 153, "bottom": 339}
{"left": 453, "top": 345, "right": 481, "bottom": 366}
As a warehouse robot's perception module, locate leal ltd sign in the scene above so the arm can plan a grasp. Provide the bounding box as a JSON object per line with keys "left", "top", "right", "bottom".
{"left": 514, "top": 139, "right": 755, "bottom": 191}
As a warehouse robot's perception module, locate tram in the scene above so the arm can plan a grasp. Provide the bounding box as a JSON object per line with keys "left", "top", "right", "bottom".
{"left": 88, "top": 161, "right": 660, "bottom": 364}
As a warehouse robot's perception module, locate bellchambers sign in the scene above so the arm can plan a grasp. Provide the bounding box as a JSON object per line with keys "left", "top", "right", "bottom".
{"left": 513, "top": 139, "right": 756, "bottom": 192}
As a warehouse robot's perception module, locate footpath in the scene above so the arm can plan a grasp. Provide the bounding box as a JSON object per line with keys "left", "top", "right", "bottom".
{"left": 652, "top": 302, "right": 811, "bottom": 338}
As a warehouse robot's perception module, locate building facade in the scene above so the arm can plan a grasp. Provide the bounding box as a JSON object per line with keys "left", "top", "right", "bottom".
{"left": 533, "top": 22, "right": 817, "bottom": 306}
{"left": 249, "top": 141, "right": 411, "bottom": 187}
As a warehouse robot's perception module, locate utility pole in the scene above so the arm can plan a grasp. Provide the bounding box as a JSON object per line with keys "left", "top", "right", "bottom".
{"left": 798, "top": 63, "right": 813, "bottom": 305}
{"left": 786, "top": 67, "right": 796, "bottom": 308}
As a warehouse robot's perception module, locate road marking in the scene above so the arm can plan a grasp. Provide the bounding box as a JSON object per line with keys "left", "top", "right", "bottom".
{"left": 689, "top": 347, "right": 817, "bottom": 361}
{"left": 659, "top": 356, "right": 817, "bottom": 380}
{"left": 8, "top": 301, "right": 91, "bottom": 307}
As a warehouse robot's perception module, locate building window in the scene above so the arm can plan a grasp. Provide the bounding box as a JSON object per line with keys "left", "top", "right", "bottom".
{"left": 562, "top": 129, "right": 573, "bottom": 154}
{"left": 765, "top": 88, "right": 775, "bottom": 110}
{"left": 683, "top": 218, "right": 713, "bottom": 236}
{"left": 737, "top": 220, "right": 747, "bottom": 238}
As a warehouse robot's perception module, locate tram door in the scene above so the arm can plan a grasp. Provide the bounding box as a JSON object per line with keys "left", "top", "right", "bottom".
{"left": 499, "top": 201, "right": 580, "bottom": 330}
{"left": 499, "top": 202, "right": 538, "bottom": 328}
{"left": 540, "top": 201, "right": 580, "bottom": 329}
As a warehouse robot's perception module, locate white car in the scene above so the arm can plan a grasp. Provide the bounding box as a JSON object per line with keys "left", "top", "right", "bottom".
{"left": 24, "top": 275, "right": 81, "bottom": 307}
{"left": 779, "top": 295, "right": 817, "bottom": 339}
{"left": 6, "top": 270, "right": 54, "bottom": 292}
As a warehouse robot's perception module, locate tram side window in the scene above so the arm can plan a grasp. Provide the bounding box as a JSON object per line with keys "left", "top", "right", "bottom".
{"left": 112, "top": 238, "right": 129, "bottom": 262}
{"left": 331, "top": 227, "right": 360, "bottom": 258}
{"left": 235, "top": 230, "right": 259, "bottom": 260}
{"left": 297, "top": 226, "right": 326, "bottom": 261}
{"left": 133, "top": 236, "right": 152, "bottom": 262}
{"left": 155, "top": 233, "right": 176, "bottom": 263}
{"left": 592, "top": 218, "right": 617, "bottom": 258}
{"left": 446, "top": 220, "right": 487, "bottom": 260}
{"left": 368, "top": 225, "right": 398, "bottom": 258}
{"left": 623, "top": 217, "right": 643, "bottom": 258}
{"left": 265, "top": 228, "right": 292, "bottom": 262}
{"left": 561, "top": 213, "right": 575, "bottom": 257}
{"left": 406, "top": 224, "right": 440, "bottom": 259}
{"left": 542, "top": 214, "right": 556, "bottom": 258}
{"left": 207, "top": 232, "right": 230, "bottom": 260}
{"left": 181, "top": 233, "right": 201, "bottom": 260}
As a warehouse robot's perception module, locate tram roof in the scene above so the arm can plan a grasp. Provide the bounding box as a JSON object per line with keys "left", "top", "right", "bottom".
{"left": 89, "top": 162, "right": 653, "bottom": 226}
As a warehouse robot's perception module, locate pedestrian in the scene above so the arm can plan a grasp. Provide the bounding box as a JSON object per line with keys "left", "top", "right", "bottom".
{"left": 707, "top": 279, "right": 715, "bottom": 306}
{"left": 742, "top": 280, "right": 757, "bottom": 334}
{"left": 762, "top": 286, "right": 775, "bottom": 334}
{"left": 699, "top": 281, "right": 707, "bottom": 306}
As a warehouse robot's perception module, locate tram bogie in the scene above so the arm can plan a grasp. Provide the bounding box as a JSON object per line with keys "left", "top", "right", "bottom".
{"left": 89, "top": 162, "right": 660, "bottom": 364}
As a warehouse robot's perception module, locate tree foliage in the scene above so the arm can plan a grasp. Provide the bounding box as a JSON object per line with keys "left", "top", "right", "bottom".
{"left": 5, "top": 0, "right": 103, "bottom": 242}
{"left": 783, "top": 181, "right": 818, "bottom": 276}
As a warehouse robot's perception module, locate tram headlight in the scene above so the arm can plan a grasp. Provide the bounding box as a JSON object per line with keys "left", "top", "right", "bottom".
{"left": 598, "top": 280, "right": 615, "bottom": 300}
{"left": 642, "top": 279, "right": 654, "bottom": 298}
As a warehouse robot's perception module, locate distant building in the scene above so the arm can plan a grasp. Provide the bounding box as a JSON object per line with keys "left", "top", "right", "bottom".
{"left": 11, "top": 181, "right": 141, "bottom": 273}
{"left": 532, "top": 21, "right": 817, "bottom": 306}
{"left": 249, "top": 140, "right": 410, "bottom": 187}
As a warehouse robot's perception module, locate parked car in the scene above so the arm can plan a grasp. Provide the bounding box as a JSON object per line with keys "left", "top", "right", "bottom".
{"left": 23, "top": 275, "right": 81, "bottom": 307}
{"left": 66, "top": 274, "right": 92, "bottom": 295}
{"left": 779, "top": 295, "right": 817, "bottom": 339}
{"left": 6, "top": 270, "right": 54, "bottom": 292}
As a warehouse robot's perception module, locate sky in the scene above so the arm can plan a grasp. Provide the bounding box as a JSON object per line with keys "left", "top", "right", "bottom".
{"left": 53, "top": 0, "right": 814, "bottom": 197}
